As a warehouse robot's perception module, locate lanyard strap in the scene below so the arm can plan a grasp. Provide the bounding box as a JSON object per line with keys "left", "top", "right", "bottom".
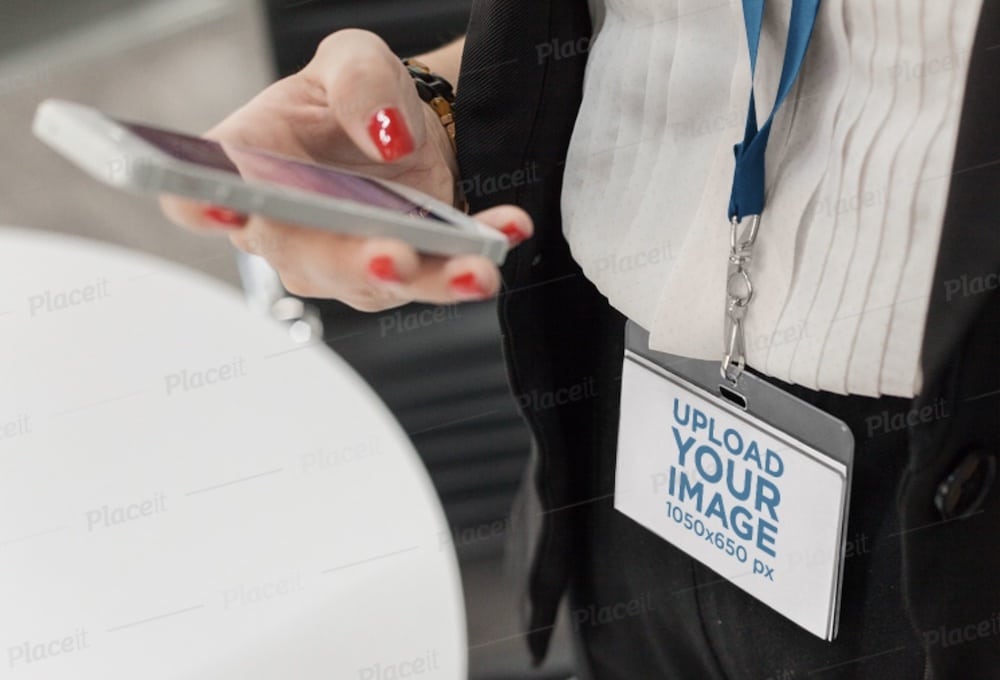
{"left": 728, "top": 0, "right": 822, "bottom": 222}
{"left": 721, "top": 0, "right": 821, "bottom": 385}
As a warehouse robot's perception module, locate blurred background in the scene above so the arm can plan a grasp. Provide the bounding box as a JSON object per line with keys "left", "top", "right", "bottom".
{"left": 0, "top": 0, "right": 573, "bottom": 677}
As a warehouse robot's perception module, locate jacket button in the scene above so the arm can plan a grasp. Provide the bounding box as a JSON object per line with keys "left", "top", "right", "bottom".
{"left": 934, "top": 450, "right": 997, "bottom": 520}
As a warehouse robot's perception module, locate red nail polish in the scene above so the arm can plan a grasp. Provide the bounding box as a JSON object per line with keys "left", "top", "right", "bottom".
{"left": 449, "top": 272, "right": 490, "bottom": 298}
{"left": 499, "top": 222, "right": 528, "bottom": 245}
{"left": 367, "top": 108, "right": 414, "bottom": 162}
{"left": 203, "top": 206, "right": 248, "bottom": 228}
{"left": 368, "top": 256, "right": 401, "bottom": 282}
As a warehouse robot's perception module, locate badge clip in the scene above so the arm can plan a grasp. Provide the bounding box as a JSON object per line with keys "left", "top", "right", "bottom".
{"left": 722, "top": 213, "right": 761, "bottom": 387}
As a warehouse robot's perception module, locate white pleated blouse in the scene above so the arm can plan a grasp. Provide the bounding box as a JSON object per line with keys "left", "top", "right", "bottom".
{"left": 562, "top": 0, "right": 983, "bottom": 397}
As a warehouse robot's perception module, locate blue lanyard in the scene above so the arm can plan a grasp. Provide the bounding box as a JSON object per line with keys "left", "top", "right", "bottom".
{"left": 728, "top": 0, "right": 822, "bottom": 222}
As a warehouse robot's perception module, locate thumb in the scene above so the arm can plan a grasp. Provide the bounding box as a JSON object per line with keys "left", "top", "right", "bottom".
{"left": 305, "top": 30, "right": 427, "bottom": 164}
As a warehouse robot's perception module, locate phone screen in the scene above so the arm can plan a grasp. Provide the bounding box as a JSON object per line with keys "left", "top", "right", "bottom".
{"left": 119, "top": 121, "right": 449, "bottom": 223}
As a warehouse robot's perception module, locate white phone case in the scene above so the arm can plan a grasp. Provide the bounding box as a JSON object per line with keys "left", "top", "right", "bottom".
{"left": 32, "top": 99, "right": 509, "bottom": 264}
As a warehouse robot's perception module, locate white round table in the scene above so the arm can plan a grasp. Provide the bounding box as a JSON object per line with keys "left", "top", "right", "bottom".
{"left": 0, "top": 227, "right": 467, "bottom": 679}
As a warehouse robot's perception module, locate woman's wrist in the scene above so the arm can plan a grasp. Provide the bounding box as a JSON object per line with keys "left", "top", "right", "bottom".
{"left": 414, "top": 103, "right": 464, "bottom": 209}
{"left": 403, "top": 39, "right": 466, "bottom": 209}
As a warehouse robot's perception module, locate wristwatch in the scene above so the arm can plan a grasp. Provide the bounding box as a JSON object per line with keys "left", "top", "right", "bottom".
{"left": 402, "top": 58, "right": 457, "bottom": 153}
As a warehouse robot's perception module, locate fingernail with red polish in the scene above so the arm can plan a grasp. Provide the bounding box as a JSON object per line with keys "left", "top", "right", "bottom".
{"left": 368, "top": 108, "right": 414, "bottom": 162}
{"left": 499, "top": 222, "right": 528, "bottom": 246}
{"left": 203, "top": 206, "right": 248, "bottom": 228}
{"left": 368, "top": 255, "right": 401, "bottom": 283}
{"left": 449, "top": 272, "right": 490, "bottom": 299}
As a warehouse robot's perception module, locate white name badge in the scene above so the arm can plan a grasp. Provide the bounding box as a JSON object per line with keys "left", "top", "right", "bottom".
{"left": 614, "top": 322, "right": 854, "bottom": 640}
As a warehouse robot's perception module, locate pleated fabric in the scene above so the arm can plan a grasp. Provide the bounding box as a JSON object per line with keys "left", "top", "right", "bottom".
{"left": 562, "top": 0, "right": 983, "bottom": 397}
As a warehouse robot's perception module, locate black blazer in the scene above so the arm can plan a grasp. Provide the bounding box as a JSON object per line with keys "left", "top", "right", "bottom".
{"left": 456, "top": 1, "right": 1000, "bottom": 676}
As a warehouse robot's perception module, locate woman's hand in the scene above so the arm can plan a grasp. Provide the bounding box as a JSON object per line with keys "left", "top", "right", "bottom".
{"left": 161, "top": 29, "right": 532, "bottom": 311}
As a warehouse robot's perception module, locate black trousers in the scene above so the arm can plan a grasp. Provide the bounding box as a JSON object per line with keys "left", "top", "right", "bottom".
{"left": 563, "top": 309, "right": 928, "bottom": 679}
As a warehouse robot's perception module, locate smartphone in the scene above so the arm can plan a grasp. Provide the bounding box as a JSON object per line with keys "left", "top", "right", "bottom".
{"left": 32, "top": 99, "right": 509, "bottom": 264}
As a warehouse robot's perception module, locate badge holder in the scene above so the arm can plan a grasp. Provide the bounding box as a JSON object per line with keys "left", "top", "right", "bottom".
{"left": 617, "top": 212, "right": 857, "bottom": 639}
{"left": 614, "top": 0, "right": 855, "bottom": 640}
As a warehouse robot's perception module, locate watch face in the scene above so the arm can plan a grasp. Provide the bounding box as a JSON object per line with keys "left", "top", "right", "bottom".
{"left": 412, "top": 79, "right": 438, "bottom": 104}
{"left": 404, "top": 65, "right": 455, "bottom": 105}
